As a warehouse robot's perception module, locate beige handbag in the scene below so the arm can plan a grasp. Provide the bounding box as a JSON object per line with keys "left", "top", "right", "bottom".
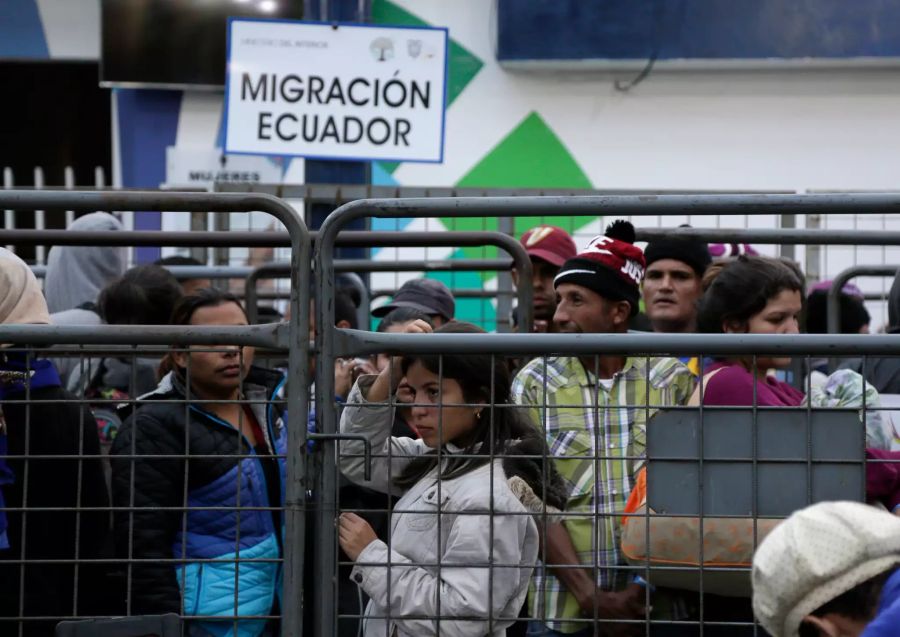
{"left": 619, "top": 367, "right": 781, "bottom": 597}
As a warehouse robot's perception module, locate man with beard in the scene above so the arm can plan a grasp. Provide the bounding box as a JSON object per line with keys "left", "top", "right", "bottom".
{"left": 511, "top": 225, "right": 577, "bottom": 333}
{"left": 512, "top": 221, "right": 695, "bottom": 636}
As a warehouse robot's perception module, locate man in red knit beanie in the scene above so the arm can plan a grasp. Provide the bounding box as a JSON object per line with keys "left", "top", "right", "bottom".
{"left": 512, "top": 221, "right": 696, "bottom": 636}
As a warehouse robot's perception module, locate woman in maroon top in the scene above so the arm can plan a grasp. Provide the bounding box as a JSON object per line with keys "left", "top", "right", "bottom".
{"left": 696, "top": 255, "right": 806, "bottom": 406}
{"left": 696, "top": 255, "right": 899, "bottom": 513}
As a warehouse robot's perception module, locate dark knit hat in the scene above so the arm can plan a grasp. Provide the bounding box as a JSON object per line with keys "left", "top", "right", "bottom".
{"left": 644, "top": 225, "right": 712, "bottom": 276}
{"left": 554, "top": 220, "right": 645, "bottom": 316}
{"left": 371, "top": 278, "right": 455, "bottom": 321}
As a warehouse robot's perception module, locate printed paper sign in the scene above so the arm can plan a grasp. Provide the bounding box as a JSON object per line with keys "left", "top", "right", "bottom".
{"left": 165, "top": 147, "right": 285, "bottom": 189}
{"left": 225, "top": 19, "right": 448, "bottom": 163}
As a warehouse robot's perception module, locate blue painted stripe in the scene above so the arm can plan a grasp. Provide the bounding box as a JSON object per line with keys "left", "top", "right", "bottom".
{"left": 115, "top": 89, "right": 182, "bottom": 262}
{"left": 0, "top": 0, "right": 49, "bottom": 59}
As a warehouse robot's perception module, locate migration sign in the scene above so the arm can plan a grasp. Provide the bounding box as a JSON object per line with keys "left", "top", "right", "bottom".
{"left": 224, "top": 19, "right": 448, "bottom": 163}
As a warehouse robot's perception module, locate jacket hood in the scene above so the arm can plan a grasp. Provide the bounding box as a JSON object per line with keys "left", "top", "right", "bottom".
{"left": 44, "top": 212, "right": 126, "bottom": 314}
{"left": 0, "top": 248, "right": 50, "bottom": 325}
{"left": 502, "top": 430, "right": 568, "bottom": 511}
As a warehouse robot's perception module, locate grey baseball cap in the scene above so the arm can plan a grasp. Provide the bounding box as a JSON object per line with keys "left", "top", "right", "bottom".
{"left": 371, "top": 278, "right": 455, "bottom": 321}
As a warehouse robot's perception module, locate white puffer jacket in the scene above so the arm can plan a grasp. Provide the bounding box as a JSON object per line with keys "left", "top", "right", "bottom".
{"left": 340, "top": 375, "right": 540, "bottom": 637}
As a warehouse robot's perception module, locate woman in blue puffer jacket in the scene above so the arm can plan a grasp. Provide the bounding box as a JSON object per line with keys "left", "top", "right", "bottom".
{"left": 111, "top": 289, "right": 287, "bottom": 637}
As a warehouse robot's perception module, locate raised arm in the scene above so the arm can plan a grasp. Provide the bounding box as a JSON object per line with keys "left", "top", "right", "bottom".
{"left": 339, "top": 319, "right": 434, "bottom": 494}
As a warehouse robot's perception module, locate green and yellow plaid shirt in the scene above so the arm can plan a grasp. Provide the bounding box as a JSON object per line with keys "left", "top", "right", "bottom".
{"left": 512, "top": 355, "right": 695, "bottom": 633}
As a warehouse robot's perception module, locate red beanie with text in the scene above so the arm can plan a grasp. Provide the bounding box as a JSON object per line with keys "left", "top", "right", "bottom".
{"left": 553, "top": 220, "right": 645, "bottom": 316}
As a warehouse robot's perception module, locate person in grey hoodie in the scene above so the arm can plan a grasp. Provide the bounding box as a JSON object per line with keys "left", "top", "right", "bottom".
{"left": 45, "top": 212, "right": 126, "bottom": 321}
{"left": 44, "top": 212, "right": 127, "bottom": 380}
{"left": 841, "top": 269, "right": 900, "bottom": 395}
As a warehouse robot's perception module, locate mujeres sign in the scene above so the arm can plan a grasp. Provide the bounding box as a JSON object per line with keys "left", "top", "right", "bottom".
{"left": 225, "top": 19, "right": 448, "bottom": 163}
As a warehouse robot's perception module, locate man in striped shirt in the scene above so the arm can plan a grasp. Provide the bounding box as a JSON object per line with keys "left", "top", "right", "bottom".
{"left": 512, "top": 221, "right": 695, "bottom": 636}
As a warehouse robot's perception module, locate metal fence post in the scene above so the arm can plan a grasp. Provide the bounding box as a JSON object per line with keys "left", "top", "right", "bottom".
{"left": 0, "top": 190, "right": 310, "bottom": 637}
{"left": 827, "top": 265, "right": 900, "bottom": 334}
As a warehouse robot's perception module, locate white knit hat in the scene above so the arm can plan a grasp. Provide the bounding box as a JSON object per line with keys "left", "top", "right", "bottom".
{"left": 752, "top": 501, "right": 900, "bottom": 637}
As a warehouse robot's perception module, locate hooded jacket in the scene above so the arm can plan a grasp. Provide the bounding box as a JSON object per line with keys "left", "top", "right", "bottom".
{"left": 109, "top": 366, "right": 287, "bottom": 637}
{"left": 339, "top": 375, "right": 565, "bottom": 637}
{"left": 45, "top": 213, "right": 127, "bottom": 381}
{"left": 44, "top": 212, "right": 126, "bottom": 316}
{"left": 0, "top": 250, "right": 114, "bottom": 634}
{"left": 0, "top": 353, "right": 115, "bottom": 635}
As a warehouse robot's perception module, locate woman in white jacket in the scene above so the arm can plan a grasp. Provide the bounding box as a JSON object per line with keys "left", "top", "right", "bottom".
{"left": 338, "top": 320, "right": 566, "bottom": 637}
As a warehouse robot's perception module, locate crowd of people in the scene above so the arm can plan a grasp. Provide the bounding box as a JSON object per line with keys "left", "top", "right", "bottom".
{"left": 0, "top": 212, "right": 898, "bottom": 637}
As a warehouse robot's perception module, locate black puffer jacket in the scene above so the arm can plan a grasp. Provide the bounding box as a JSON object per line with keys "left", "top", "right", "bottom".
{"left": 109, "top": 366, "right": 287, "bottom": 630}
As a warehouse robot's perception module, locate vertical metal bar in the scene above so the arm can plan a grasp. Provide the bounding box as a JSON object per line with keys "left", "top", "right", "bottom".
{"left": 190, "top": 212, "right": 210, "bottom": 264}
{"left": 213, "top": 210, "right": 230, "bottom": 270}
{"left": 272, "top": 197, "right": 310, "bottom": 637}
{"left": 33, "top": 168, "right": 45, "bottom": 264}
{"left": 3, "top": 167, "right": 14, "bottom": 251}
{"left": 64, "top": 167, "right": 76, "bottom": 228}
{"left": 805, "top": 214, "right": 821, "bottom": 284}
{"left": 496, "top": 217, "right": 515, "bottom": 332}
{"left": 313, "top": 218, "right": 340, "bottom": 637}
{"left": 779, "top": 213, "right": 796, "bottom": 261}
{"left": 18, "top": 348, "right": 33, "bottom": 637}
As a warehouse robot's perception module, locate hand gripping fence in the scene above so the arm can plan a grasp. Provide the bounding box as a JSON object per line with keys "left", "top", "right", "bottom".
{"left": 0, "top": 190, "right": 311, "bottom": 637}
{"left": 315, "top": 193, "right": 900, "bottom": 636}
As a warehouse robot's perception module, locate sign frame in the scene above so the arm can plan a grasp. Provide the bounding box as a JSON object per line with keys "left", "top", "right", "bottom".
{"left": 223, "top": 18, "right": 449, "bottom": 164}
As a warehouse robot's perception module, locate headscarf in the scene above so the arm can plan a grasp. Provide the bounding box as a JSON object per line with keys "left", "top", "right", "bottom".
{"left": 44, "top": 212, "right": 126, "bottom": 313}
{"left": 0, "top": 248, "right": 50, "bottom": 325}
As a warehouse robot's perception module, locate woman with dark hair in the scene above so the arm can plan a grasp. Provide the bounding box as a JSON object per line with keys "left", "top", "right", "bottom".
{"left": 696, "top": 256, "right": 892, "bottom": 449}
{"left": 697, "top": 256, "right": 899, "bottom": 512}
{"left": 110, "top": 288, "right": 287, "bottom": 637}
{"left": 696, "top": 255, "right": 808, "bottom": 407}
{"left": 67, "top": 265, "right": 184, "bottom": 429}
{"left": 338, "top": 320, "right": 566, "bottom": 637}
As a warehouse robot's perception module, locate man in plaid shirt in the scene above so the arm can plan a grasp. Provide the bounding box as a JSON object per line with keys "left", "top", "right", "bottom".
{"left": 512, "top": 221, "right": 695, "bottom": 636}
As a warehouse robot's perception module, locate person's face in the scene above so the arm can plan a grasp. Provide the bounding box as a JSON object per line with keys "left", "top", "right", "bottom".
{"left": 173, "top": 301, "right": 254, "bottom": 399}
{"left": 403, "top": 360, "right": 481, "bottom": 449}
{"left": 180, "top": 278, "right": 212, "bottom": 295}
{"left": 725, "top": 288, "right": 802, "bottom": 370}
{"left": 553, "top": 283, "right": 630, "bottom": 334}
{"left": 801, "top": 613, "right": 869, "bottom": 637}
{"left": 642, "top": 259, "right": 703, "bottom": 333}
{"left": 512, "top": 257, "right": 561, "bottom": 321}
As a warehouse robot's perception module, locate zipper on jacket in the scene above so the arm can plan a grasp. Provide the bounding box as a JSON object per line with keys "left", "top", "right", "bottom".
{"left": 192, "top": 563, "right": 204, "bottom": 616}
{"left": 264, "top": 377, "right": 287, "bottom": 557}
{"left": 189, "top": 387, "right": 286, "bottom": 555}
